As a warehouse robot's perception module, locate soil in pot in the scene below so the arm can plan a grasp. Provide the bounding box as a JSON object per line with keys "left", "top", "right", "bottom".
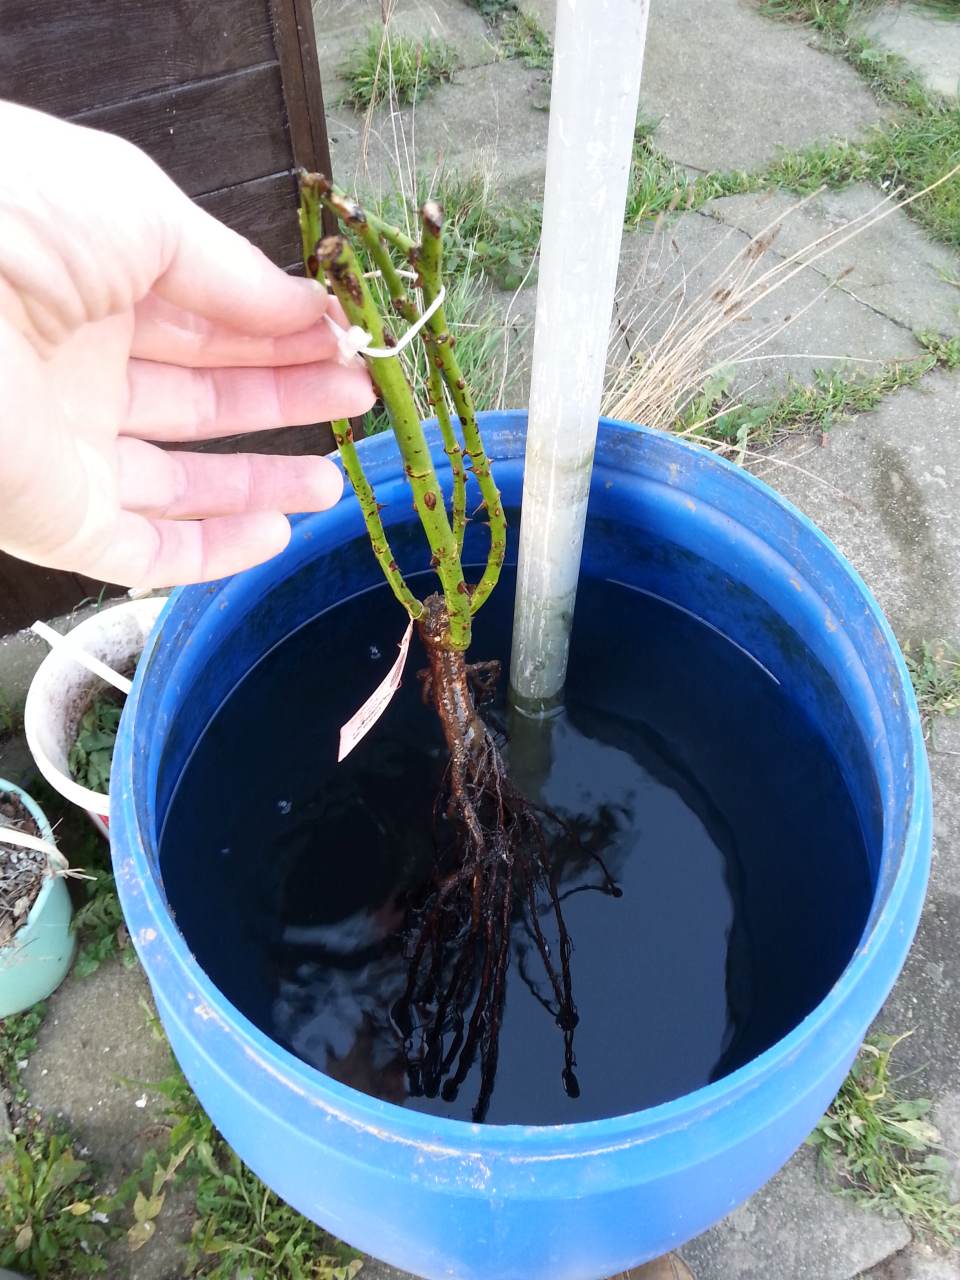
{"left": 159, "top": 568, "right": 874, "bottom": 1126}
{"left": 0, "top": 795, "right": 46, "bottom": 948}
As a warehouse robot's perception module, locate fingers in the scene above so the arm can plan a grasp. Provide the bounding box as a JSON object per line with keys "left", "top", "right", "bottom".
{"left": 82, "top": 509, "right": 294, "bottom": 588}
{"left": 131, "top": 293, "right": 353, "bottom": 368}
{"left": 123, "top": 357, "right": 375, "bottom": 441}
{"left": 155, "top": 199, "right": 336, "bottom": 337}
{"left": 116, "top": 438, "right": 343, "bottom": 519}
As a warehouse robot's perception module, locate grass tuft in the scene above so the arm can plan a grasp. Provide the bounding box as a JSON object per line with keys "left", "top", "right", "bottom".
{"left": 366, "top": 169, "right": 541, "bottom": 290}
{"left": 809, "top": 1033, "right": 960, "bottom": 1244}
{"left": 905, "top": 640, "right": 960, "bottom": 731}
{"left": 339, "top": 28, "right": 458, "bottom": 110}
{"left": 677, "top": 355, "right": 935, "bottom": 452}
{"left": 0, "top": 1001, "right": 46, "bottom": 1110}
{"left": 1, "top": 1128, "right": 118, "bottom": 1276}
{"left": 498, "top": 11, "right": 553, "bottom": 68}
{"left": 465, "top": 0, "right": 517, "bottom": 15}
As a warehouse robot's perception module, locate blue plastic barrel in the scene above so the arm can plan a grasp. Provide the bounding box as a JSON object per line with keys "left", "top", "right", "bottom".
{"left": 111, "top": 414, "right": 931, "bottom": 1280}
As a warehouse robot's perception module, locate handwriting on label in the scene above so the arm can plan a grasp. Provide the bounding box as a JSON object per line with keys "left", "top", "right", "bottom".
{"left": 338, "top": 617, "right": 414, "bottom": 763}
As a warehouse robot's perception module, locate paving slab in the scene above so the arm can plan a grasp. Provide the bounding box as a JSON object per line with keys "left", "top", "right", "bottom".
{"left": 758, "top": 370, "right": 960, "bottom": 640}
{"left": 318, "top": 0, "right": 887, "bottom": 208}
{"left": 611, "top": 205, "right": 922, "bottom": 408}
{"left": 863, "top": 1239, "right": 960, "bottom": 1278}
{"left": 639, "top": 0, "right": 887, "bottom": 173}
{"left": 680, "top": 1146, "right": 911, "bottom": 1279}
{"left": 860, "top": 3, "right": 960, "bottom": 99}
{"left": 706, "top": 185, "right": 960, "bottom": 339}
{"left": 326, "top": 56, "right": 550, "bottom": 199}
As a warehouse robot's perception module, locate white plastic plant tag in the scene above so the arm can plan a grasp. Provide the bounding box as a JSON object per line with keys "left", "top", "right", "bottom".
{"left": 338, "top": 617, "right": 414, "bottom": 763}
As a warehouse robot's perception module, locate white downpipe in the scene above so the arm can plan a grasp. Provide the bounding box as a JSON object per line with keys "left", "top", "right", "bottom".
{"left": 510, "top": 0, "right": 650, "bottom": 711}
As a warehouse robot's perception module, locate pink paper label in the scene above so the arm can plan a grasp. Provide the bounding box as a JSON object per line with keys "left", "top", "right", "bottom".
{"left": 338, "top": 617, "right": 414, "bottom": 762}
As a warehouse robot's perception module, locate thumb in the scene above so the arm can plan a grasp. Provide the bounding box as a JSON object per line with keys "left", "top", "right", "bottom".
{"left": 155, "top": 194, "right": 332, "bottom": 338}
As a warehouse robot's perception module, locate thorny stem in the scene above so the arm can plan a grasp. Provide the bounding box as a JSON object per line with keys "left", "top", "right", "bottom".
{"left": 315, "top": 232, "right": 472, "bottom": 650}
{"left": 299, "top": 174, "right": 599, "bottom": 1122}
{"left": 301, "top": 177, "right": 424, "bottom": 620}
{"left": 428, "top": 368, "right": 468, "bottom": 557}
{"left": 324, "top": 190, "right": 468, "bottom": 557}
{"left": 330, "top": 417, "right": 423, "bottom": 619}
{"left": 417, "top": 201, "right": 506, "bottom": 613}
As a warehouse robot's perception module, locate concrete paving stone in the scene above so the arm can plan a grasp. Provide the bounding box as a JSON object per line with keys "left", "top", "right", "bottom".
{"left": 325, "top": 56, "right": 550, "bottom": 199}
{"left": 0, "top": 598, "right": 122, "bottom": 718}
{"left": 320, "top": 0, "right": 888, "bottom": 208}
{"left": 862, "top": 1239, "right": 960, "bottom": 1278}
{"left": 860, "top": 3, "right": 960, "bottom": 99}
{"left": 639, "top": 0, "right": 888, "bottom": 174}
{"left": 680, "top": 1145, "right": 912, "bottom": 1280}
{"left": 611, "top": 206, "right": 921, "bottom": 407}
{"left": 756, "top": 370, "right": 960, "bottom": 641}
{"left": 706, "top": 185, "right": 960, "bottom": 339}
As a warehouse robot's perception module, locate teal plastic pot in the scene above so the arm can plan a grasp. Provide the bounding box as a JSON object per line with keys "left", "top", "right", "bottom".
{"left": 0, "top": 780, "right": 75, "bottom": 1017}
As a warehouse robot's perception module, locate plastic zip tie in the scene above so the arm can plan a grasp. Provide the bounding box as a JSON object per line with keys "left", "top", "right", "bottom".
{"left": 31, "top": 620, "right": 133, "bottom": 696}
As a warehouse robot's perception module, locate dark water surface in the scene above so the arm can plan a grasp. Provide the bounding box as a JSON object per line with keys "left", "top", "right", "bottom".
{"left": 159, "top": 570, "right": 873, "bottom": 1125}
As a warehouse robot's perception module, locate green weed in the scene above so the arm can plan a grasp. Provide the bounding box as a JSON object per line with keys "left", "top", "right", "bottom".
{"left": 867, "top": 106, "right": 960, "bottom": 246}
{"left": 136, "top": 1060, "right": 361, "bottom": 1279}
{"left": 466, "top": 0, "right": 519, "bottom": 18}
{"left": 917, "top": 328, "right": 960, "bottom": 367}
{"left": 498, "top": 11, "right": 552, "bottom": 68}
{"left": 680, "top": 354, "right": 935, "bottom": 450}
{"left": 905, "top": 640, "right": 960, "bottom": 731}
{"left": 422, "top": 170, "right": 542, "bottom": 288}
{"left": 71, "top": 876, "right": 135, "bottom": 978}
{"left": 809, "top": 1033, "right": 960, "bottom": 1244}
{"left": 56, "top": 808, "right": 135, "bottom": 977}
{"left": 909, "top": 0, "right": 960, "bottom": 18}
{"left": 68, "top": 697, "right": 120, "bottom": 795}
{"left": 367, "top": 170, "right": 542, "bottom": 289}
{"left": 339, "top": 28, "right": 458, "bottom": 109}
{"left": 0, "top": 1129, "right": 117, "bottom": 1276}
{"left": 760, "top": 0, "right": 877, "bottom": 35}
{"left": 0, "top": 1001, "right": 46, "bottom": 1109}
{"left": 1, "top": 1001, "right": 120, "bottom": 1274}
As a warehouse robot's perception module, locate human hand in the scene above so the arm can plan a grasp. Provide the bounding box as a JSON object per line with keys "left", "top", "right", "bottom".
{"left": 0, "top": 101, "right": 374, "bottom": 588}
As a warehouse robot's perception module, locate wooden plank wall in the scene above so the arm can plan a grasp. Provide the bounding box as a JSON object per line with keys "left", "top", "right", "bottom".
{"left": 0, "top": 0, "right": 338, "bottom": 630}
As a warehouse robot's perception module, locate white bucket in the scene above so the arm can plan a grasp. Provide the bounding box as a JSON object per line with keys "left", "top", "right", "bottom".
{"left": 24, "top": 597, "right": 167, "bottom": 830}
